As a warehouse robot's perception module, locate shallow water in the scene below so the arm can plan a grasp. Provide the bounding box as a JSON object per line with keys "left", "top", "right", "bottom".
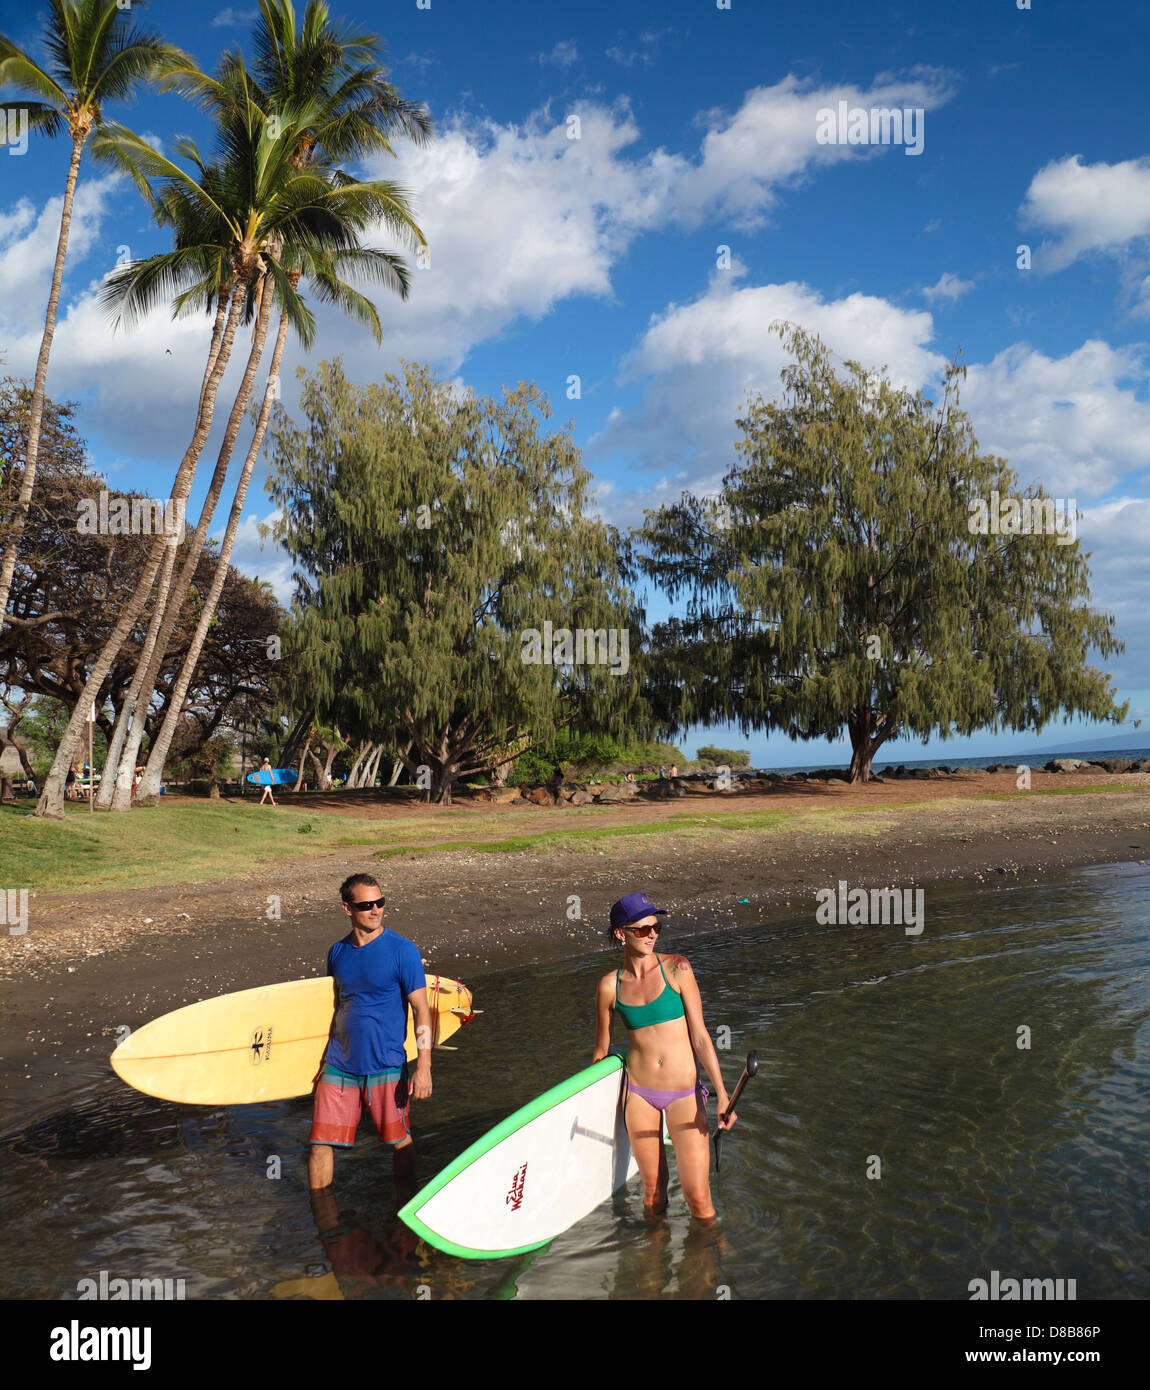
{"left": 2, "top": 862, "right": 1148, "bottom": 1300}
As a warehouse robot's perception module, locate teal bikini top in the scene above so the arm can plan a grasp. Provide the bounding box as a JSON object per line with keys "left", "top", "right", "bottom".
{"left": 614, "top": 954, "right": 686, "bottom": 1030}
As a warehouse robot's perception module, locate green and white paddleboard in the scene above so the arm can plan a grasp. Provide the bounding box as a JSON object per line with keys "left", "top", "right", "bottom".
{"left": 398, "top": 1054, "right": 638, "bottom": 1259}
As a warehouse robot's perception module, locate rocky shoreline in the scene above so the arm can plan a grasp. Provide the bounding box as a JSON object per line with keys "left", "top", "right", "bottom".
{"left": 478, "top": 755, "right": 1150, "bottom": 805}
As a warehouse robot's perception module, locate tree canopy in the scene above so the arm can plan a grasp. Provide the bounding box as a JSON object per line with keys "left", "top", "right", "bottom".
{"left": 265, "top": 359, "right": 644, "bottom": 801}
{"left": 637, "top": 325, "right": 1126, "bottom": 782}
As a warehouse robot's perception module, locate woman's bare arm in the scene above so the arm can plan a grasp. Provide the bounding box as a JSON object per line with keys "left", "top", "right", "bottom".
{"left": 670, "top": 956, "right": 735, "bottom": 1129}
{"left": 592, "top": 974, "right": 615, "bottom": 1062}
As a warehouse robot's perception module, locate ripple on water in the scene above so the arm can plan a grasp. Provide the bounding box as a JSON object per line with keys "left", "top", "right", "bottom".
{"left": 1, "top": 863, "right": 1148, "bottom": 1298}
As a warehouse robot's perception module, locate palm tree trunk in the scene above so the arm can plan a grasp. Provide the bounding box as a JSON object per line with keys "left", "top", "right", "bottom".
{"left": 96, "top": 293, "right": 234, "bottom": 807}
{"left": 111, "top": 277, "right": 276, "bottom": 810}
{"left": 292, "top": 734, "right": 311, "bottom": 792}
{"left": 321, "top": 741, "right": 339, "bottom": 788}
{"left": 388, "top": 742, "right": 414, "bottom": 786}
{"left": 35, "top": 283, "right": 247, "bottom": 818}
{"left": 94, "top": 541, "right": 178, "bottom": 808}
{"left": 137, "top": 310, "right": 288, "bottom": 800}
{"left": 345, "top": 739, "right": 371, "bottom": 787}
{"left": 0, "top": 129, "right": 86, "bottom": 627}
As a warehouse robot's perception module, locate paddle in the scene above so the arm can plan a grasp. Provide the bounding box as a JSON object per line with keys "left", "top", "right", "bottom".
{"left": 714, "top": 1049, "right": 758, "bottom": 1171}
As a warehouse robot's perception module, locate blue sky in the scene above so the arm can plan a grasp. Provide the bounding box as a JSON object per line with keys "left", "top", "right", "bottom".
{"left": 2, "top": 0, "right": 1148, "bottom": 766}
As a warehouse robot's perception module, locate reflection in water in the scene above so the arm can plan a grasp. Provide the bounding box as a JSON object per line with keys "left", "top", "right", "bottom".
{"left": 1, "top": 1089, "right": 191, "bottom": 1162}
{"left": 1, "top": 862, "right": 1148, "bottom": 1299}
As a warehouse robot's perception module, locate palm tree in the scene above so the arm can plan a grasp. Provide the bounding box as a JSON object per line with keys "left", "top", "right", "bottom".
{"left": 136, "top": 241, "right": 402, "bottom": 803}
{"left": 120, "top": 6, "right": 432, "bottom": 804}
{"left": 32, "top": 117, "right": 266, "bottom": 817}
{"left": 36, "top": 36, "right": 426, "bottom": 816}
{"left": 0, "top": 0, "right": 188, "bottom": 628}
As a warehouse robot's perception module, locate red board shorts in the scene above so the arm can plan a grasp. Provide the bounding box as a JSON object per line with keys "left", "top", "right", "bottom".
{"left": 310, "top": 1063, "right": 410, "bottom": 1147}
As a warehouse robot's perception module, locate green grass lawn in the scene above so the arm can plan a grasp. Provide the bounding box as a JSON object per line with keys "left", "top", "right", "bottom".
{"left": 0, "top": 798, "right": 371, "bottom": 891}
{"left": 0, "top": 781, "right": 1141, "bottom": 893}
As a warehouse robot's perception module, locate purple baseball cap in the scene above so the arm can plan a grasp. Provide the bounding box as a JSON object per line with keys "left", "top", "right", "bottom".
{"left": 610, "top": 892, "right": 669, "bottom": 930}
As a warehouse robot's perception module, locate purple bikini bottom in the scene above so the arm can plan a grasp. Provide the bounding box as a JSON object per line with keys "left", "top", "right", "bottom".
{"left": 624, "top": 1072, "right": 708, "bottom": 1114}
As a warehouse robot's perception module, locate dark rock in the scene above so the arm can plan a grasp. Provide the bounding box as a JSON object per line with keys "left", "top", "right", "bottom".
{"left": 482, "top": 787, "right": 521, "bottom": 804}
{"left": 1045, "top": 758, "right": 1089, "bottom": 774}
{"left": 596, "top": 783, "right": 639, "bottom": 803}
{"left": 642, "top": 780, "right": 680, "bottom": 799}
{"left": 1091, "top": 758, "right": 1134, "bottom": 774}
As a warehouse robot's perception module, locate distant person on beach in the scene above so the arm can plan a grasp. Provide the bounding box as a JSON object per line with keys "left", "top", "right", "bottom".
{"left": 308, "top": 874, "right": 432, "bottom": 1190}
{"left": 593, "top": 891, "right": 735, "bottom": 1221}
{"left": 669, "top": 764, "right": 678, "bottom": 778}
{"left": 259, "top": 758, "right": 276, "bottom": 806}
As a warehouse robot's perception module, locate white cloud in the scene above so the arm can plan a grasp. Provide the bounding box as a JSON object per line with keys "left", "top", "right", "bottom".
{"left": 356, "top": 102, "right": 684, "bottom": 372}
{"left": 223, "top": 508, "right": 294, "bottom": 606}
{"left": 0, "top": 198, "right": 35, "bottom": 247}
{"left": 605, "top": 26, "right": 673, "bottom": 70}
{"left": 1021, "top": 155, "right": 1150, "bottom": 272}
{"left": 961, "top": 340, "right": 1150, "bottom": 498}
{"left": 605, "top": 46, "right": 654, "bottom": 71}
{"left": 1074, "top": 497, "right": 1150, "bottom": 689}
{"left": 0, "top": 172, "right": 116, "bottom": 335}
{"left": 0, "top": 77, "right": 964, "bottom": 450}
{"left": 923, "top": 271, "right": 974, "bottom": 302}
{"left": 211, "top": 8, "right": 257, "bottom": 28}
{"left": 539, "top": 40, "right": 578, "bottom": 68}
{"left": 586, "top": 273, "right": 943, "bottom": 530}
{"left": 593, "top": 274, "right": 1150, "bottom": 538}
{"left": 672, "top": 70, "right": 957, "bottom": 230}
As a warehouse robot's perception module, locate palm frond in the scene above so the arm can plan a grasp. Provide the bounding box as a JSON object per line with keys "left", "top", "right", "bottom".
{"left": 99, "top": 246, "right": 229, "bottom": 330}
{"left": 262, "top": 254, "right": 316, "bottom": 349}
{"left": 0, "top": 51, "right": 68, "bottom": 111}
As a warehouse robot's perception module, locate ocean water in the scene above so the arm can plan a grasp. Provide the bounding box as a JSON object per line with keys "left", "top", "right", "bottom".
{"left": 768, "top": 745, "right": 1150, "bottom": 777}
{"left": 2, "top": 861, "right": 1148, "bottom": 1300}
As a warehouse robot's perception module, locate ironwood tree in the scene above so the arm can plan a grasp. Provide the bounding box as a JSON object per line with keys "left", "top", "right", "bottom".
{"left": 265, "top": 359, "right": 644, "bottom": 803}
{"left": 637, "top": 325, "right": 1126, "bottom": 782}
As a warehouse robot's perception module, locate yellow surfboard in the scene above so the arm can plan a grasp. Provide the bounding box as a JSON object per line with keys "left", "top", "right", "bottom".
{"left": 110, "top": 974, "right": 474, "bottom": 1105}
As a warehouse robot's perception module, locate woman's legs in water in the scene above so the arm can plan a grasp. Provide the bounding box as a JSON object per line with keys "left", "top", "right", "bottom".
{"left": 665, "top": 1087, "right": 714, "bottom": 1220}
{"left": 624, "top": 1085, "right": 669, "bottom": 1212}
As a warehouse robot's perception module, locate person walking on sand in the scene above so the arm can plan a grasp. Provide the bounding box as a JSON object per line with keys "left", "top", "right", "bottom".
{"left": 309, "top": 874, "right": 432, "bottom": 1189}
{"left": 593, "top": 892, "right": 735, "bottom": 1221}
{"left": 258, "top": 758, "right": 276, "bottom": 806}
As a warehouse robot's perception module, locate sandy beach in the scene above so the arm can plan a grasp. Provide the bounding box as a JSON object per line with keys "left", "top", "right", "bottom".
{"left": 2, "top": 769, "right": 1148, "bottom": 1123}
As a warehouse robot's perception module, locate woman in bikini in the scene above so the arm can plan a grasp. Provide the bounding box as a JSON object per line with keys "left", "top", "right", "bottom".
{"left": 593, "top": 891, "right": 736, "bottom": 1220}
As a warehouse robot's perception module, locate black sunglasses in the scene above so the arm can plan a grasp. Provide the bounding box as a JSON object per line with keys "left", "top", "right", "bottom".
{"left": 347, "top": 896, "right": 386, "bottom": 912}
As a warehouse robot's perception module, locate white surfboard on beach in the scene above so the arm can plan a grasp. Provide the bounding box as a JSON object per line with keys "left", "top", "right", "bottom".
{"left": 398, "top": 1054, "right": 638, "bottom": 1259}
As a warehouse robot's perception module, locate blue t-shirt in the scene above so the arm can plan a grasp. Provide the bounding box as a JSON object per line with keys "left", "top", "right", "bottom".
{"left": 324, "top": 928, "right": 425, "bottom": 1074}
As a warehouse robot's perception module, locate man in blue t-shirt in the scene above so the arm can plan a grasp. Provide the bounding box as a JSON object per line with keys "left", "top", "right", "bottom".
{"left": 308, "top": 874, "right": 432, "bottom": 1189}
